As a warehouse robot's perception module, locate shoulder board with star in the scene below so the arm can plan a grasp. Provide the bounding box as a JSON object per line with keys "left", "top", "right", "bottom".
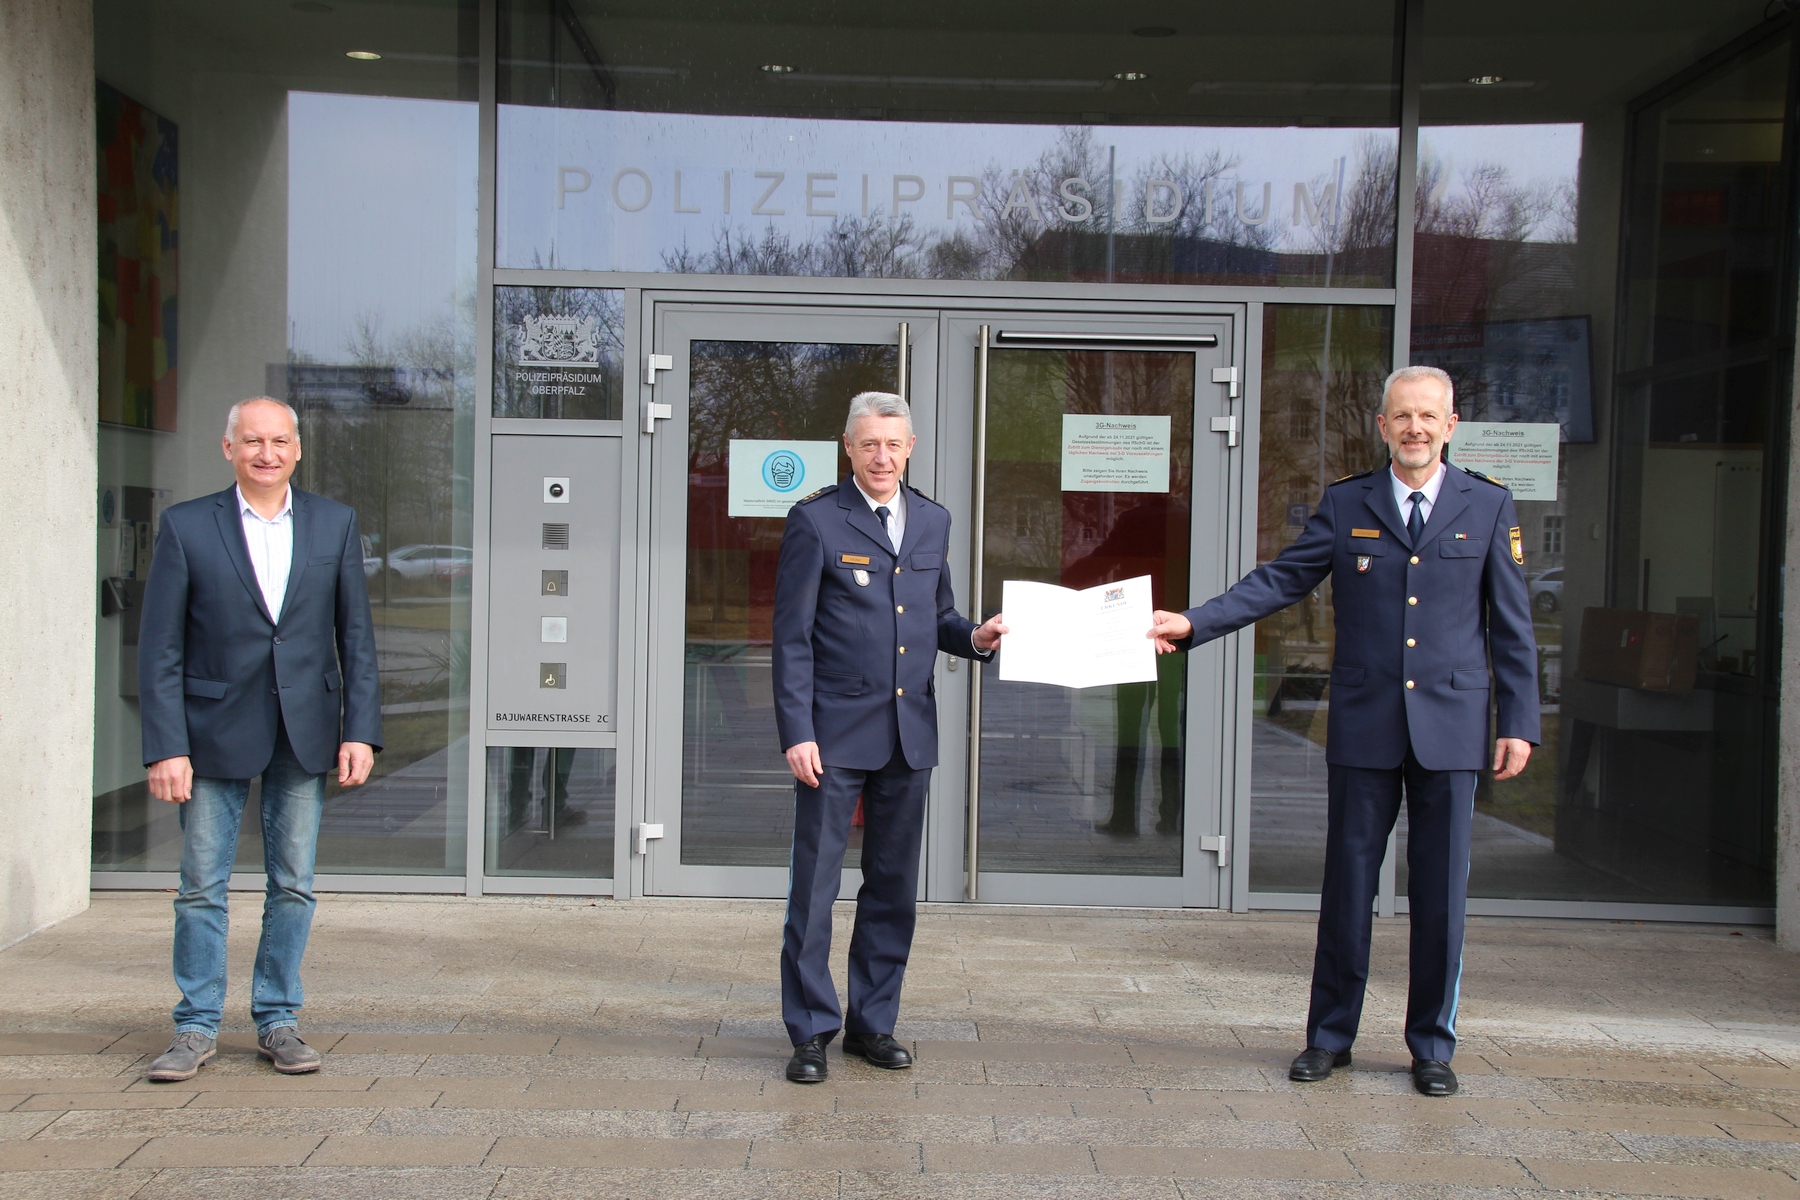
{"left": 1331, "top": 468, "right": 1378, "bottom": 484}
{"left": 796, "top": 485, "right": 835, "bottom": 504}
{"left": 905, "top": 481, "right": 935, "bottom": 503}
{"left": 1459, "top": 466, "right": 1510, "bottom": 490}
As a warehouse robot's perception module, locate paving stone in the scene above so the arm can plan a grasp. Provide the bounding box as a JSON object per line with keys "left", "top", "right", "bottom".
{"left": 0, "top": 1170, "right": 154, "bottom": 1199}
{"left": 0, "top": 1058, "right": 134, "bottom": 1081}
{"left": 487, "top": 1136, "right": 749, "bottom": 1168}
{"left": 922, "top": 1143, "right": 1097, "bottom": 1173}
{"left": 994, "top": 1115, "right": 1311, "bottom": 1148}
{"left": 549, "top": 1035, "right": 702, "bottom": 1058}
{"left": 128, "top": 1166, "right": 504, "bottom": 1200}
{"left": 0, "top": 1138, "right": 146, "bottom": 1170}
{"left": 39, "top": 1107, "right": 379, "bottom": 1138}
{"left": 333, "top": 1034, "right": 557, "bottom": 1056}
{"left": 370, "top": 1107, "right": 686, "bottom": 1139}
{"left": 1521, "top": 1157, "right": 1800, "bottom": 1199}
{"left": 0, "top": 1035, "right": 119, "bottom": 1057}
{"left": 15, "top": 1092, "right": 191, "bottom": 1113}
{"left": 747, "top": 1137, "right": 920, "bottom": 1171}
{"left": 840, "top": 1173, "right": 1183, "bottom": 1199}
{"left": 1091, "top": 1146, "right": 1360, "bottom": 1180}
{"left": 1616, "top": 1131, "right": 1800, "bottom": 1172}
{"left": 122, "top": 1135, "right": 323, "bottom": 1167}
{"left": 305, "top": 1134, "right": 494, "bottom": 1166}
{"left": 492, "top": 1166, "right": 837, "bottom": 1199}
{"left": 0, "top": 1111, "right": 57, "bottom": 1138}
{"left": 1347, "top": 1151, "right": 1536, "bottom": 1186}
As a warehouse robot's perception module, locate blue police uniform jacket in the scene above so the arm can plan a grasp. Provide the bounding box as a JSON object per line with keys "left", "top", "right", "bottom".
{"left": 1179, "top": 464, "right": 1540, "bottom": 771}
{"left": 138, "top": 486, "right": 384, "bottom": 779}
{"left": 772, "top": 477, "right": 987, "bottom": 771}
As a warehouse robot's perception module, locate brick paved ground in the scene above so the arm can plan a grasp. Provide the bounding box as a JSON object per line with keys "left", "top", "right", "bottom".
{"left": 2, "top": 893, "right": 1799, "bottom": 1198}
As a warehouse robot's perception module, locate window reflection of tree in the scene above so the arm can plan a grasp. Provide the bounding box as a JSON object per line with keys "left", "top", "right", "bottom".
{"left": 662, "top": 126, "right": 1398, "bottom": 288}
{"left": 1255, "top": 306, "right": 1390, "bottom": 734}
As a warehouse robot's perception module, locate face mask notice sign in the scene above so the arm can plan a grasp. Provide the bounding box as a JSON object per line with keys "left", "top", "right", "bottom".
{"left": 727, "top": 440, "right": 840, "bottom": 517}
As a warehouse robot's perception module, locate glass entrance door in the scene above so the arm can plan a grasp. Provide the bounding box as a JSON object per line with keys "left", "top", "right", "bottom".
{"left": 644, "top": 306, "right": 939, "bottom": 896}
{"left": 941, "top": 313, "right": 1242, "bottom": 907}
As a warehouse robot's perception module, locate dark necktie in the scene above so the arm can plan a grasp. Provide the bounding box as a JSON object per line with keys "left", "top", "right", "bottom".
{"left": 875, "top": 505, "right": 892, "bottom": 547}
{"left": 1407, "top": 490, "right": 1426, "bottom": 544}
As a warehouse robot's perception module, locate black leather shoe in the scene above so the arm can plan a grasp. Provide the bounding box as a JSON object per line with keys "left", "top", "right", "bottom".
{"left": 1412, "top": 1059, "right": 1458, "bottom": 1096}
{"left": 1288, "top": 1046, "right": 1352, "bottom": 1082}
{"left": 842, "top": 1032, "right": 913, "bottom": 1069}
{"left": 785, "top": 1034, "right": 832, "bottom": 1084}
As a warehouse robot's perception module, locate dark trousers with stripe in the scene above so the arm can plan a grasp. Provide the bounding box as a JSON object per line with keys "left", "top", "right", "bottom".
{"left": 780, "top": 744, "right": 929, "bottom": 1047}
{"left": 1307, "top": 751, "right": 1477, "bottom": 1063}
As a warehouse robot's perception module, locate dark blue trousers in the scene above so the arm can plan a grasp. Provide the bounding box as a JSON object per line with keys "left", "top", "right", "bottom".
{"left": 1307, "top": 752, "right": 1476, "bottom": 1063}
{"left": 780, "top": 745, "right": 928, "bottom": 1047}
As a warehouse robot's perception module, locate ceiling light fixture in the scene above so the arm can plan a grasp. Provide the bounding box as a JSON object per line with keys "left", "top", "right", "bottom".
{"left": 1113, "top": 71, "right": 1151, "bottom": 82}
{"left": 1467, "top": 75, "right": 1504, "bottom": 85}
{"left": 1132, "top": 26, "right": 1177, "bottom": 37}
{"left": 761, "top": 64, "right": 796, "bottom": 74}
{"left": 345, "top": 49, "right": 381, "bottom": 60}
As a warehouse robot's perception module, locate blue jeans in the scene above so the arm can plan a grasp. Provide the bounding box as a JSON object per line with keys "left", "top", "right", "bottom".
{"left": 172, "top": 726, "right": 326, "bottom": 1037}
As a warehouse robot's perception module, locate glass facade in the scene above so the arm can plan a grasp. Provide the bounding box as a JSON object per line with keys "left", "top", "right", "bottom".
{"left": 92, "top": 0, "right": 478, "bottom": 877}
{"left": 88, "top": 0, "right": 1798, "bottom": 916}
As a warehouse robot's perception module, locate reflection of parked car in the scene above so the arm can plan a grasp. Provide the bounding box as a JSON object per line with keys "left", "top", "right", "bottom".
{"left": 386, "top": 544, "right": 475, "bottom": 583}
{"left": 1529, "top": 567, "right": 1563, "bottom": 614}
{"left": 361, "top": 534, "right": 382, "bottom": 580}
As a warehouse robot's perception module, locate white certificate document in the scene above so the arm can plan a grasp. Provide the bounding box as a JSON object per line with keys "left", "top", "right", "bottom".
{"left": 997, "top": 575, "right": 1159, "bottom": 689}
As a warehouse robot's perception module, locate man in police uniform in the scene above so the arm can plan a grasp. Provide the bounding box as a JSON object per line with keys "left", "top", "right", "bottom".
{"left": 1147, "top": 366, "right": 1538, "bottom": 1097}
{"left": 772, "top": 391, "right": 1006, "bottom": 1084}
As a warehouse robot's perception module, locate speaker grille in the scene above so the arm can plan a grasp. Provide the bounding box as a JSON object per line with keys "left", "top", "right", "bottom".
{"left": 542, "top": 523, "right": 570, "bottom": 550}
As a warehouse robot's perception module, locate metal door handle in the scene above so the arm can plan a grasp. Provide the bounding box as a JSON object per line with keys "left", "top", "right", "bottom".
{"left": 1210, "top": 415, "right": 1238, "bottom": 448}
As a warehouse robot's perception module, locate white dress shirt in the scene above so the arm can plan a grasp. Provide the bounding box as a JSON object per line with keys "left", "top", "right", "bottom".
{"left": 853, "top": 478, "right": 906, "bottom": 553}
{"left": 1390, "top": 461, "right": 1447, "bottom": 533}
{"left": 238, "top": 484, "right": 295, "bottom": 623}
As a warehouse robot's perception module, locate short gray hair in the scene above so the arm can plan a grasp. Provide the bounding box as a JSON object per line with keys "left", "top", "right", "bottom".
{"left": 844, "top": 391, "right": 913, "bottom": 440}
{"left": 225, "top": 397, "right": 301, "bottom": 441}
{"left": 1381, "top": 366, "right": 1455, "bottom": 416}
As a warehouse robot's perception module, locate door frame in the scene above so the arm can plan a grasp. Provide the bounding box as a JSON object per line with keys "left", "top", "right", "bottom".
{"left": 638, "top": 300, "right": 945, "bottom": 898}
{"left": 628, "top": 288, "right": 1261, "bottom": 908}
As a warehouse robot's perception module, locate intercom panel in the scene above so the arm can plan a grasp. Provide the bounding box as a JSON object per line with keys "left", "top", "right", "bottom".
{"left": 487, "top": 435, "right": 620, "bottom": 732}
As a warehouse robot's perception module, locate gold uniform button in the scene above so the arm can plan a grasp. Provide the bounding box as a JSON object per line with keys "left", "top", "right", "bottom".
{"left": 1410, "top": 555, "right": 1420, "bottom": 565}
{"left": 1408, "top": 596, "right": 1418, "bottom": 606}
{"left": 1406, "top": 680, "right": 1415, "bottom": 690}
{"left": 898, "top": 646, "right": 907, "bottom": 654}
{"left": 896, "top": 687, "right": 905, "bottom": 696}
{"left": 1406, "top": 638, "right": 1416, "bottom": 648}
{"left": 894, "top": 566, "right": 902, "bottom": 575}
{"left": 896, "top": 605, "right": 905, "bottom": 614}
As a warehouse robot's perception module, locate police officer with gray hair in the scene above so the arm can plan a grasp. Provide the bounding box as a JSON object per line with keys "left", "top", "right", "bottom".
{"left": 1147, "top": 366, "right": 1539, "bottom": 1097}
{"left": 771, "top": 390, "right": 1007, "bottom": 1083}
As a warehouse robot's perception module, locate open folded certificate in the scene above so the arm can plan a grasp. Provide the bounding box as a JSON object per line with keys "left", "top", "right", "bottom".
{"left": 997, "top": 575, "right": 1159, "bottom": 689}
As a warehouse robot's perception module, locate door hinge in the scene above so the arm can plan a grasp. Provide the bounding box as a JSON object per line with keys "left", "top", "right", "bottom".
{"left": 634, "top": 822, "right": 665, "bottom": 856}
{"left": 1200, "top": 833, "right": 1230, "bottom": 867}
{"left": 642, "top": 401, "right": 673, "bottom": 434}
{"left": 1209, "top": 415, "right": 1239, "bottom": 448}
{"left": 1211, "top": 364, "right": 1241, "bottom": 398}
{"left": 644, "top": 352, "right": 673, "bottom": 385}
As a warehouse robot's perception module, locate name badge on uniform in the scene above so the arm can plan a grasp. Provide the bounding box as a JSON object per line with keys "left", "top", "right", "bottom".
{"left": 840, "top": 554, "right": 871, "bottom": 565}
{"left": 1356, "top": 555, "right": 1372, "bottom": 573}
{"left": 1350, "top": 528, "right": 1380, "bottom": 539}
{"left": 852, "top": 569, "right": 870, "bottom": 586}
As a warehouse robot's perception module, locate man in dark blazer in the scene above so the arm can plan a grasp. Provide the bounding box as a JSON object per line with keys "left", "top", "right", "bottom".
{"left": 137, "top": 397, "right": 382, "bottom": 1082}
{"left": 1148, "top": 366, "right": 1539, "bottom": 1097}
{"left": 772, "top": 391, "right": 1006, "bottom": 1083}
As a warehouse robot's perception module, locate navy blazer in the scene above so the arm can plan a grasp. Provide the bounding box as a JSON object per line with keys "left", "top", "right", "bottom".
{"left": 138, "top": 486, "right": 383, "bottom": 778}
{"left": 772, "top": 477, "right": 986, "bottom": 771}
{"left": 1180, "top": 464, "right": 1540, "bottom": 771}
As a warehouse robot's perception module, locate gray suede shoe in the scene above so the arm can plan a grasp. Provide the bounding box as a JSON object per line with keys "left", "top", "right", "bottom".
{"left": 146, "top": 1031, "right": 216, "bottom": 1082}
{"left": 256, "top": 1026, "right": 322, "bottom": 1074}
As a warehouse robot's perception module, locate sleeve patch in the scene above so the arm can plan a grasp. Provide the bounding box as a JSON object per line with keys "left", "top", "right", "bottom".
{"left": 1509, "top": 526, "right": 1524, "bottom": 565}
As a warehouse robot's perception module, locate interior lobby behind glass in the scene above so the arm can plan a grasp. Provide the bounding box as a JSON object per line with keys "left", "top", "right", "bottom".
{"left": 91, "top": 0, "right": 478, "bottom": 877}
{"left": 1392, "top": 0, "right": 1784, "bottom": 907}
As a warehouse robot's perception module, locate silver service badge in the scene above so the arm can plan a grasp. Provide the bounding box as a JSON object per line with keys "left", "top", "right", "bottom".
{"left": 852, "top": 569, "right": 870, "bottom": 587}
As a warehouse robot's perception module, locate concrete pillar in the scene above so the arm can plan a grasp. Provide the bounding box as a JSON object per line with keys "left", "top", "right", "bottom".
{"left": 0, "top": 0, "right": 96, "bottom": 948}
